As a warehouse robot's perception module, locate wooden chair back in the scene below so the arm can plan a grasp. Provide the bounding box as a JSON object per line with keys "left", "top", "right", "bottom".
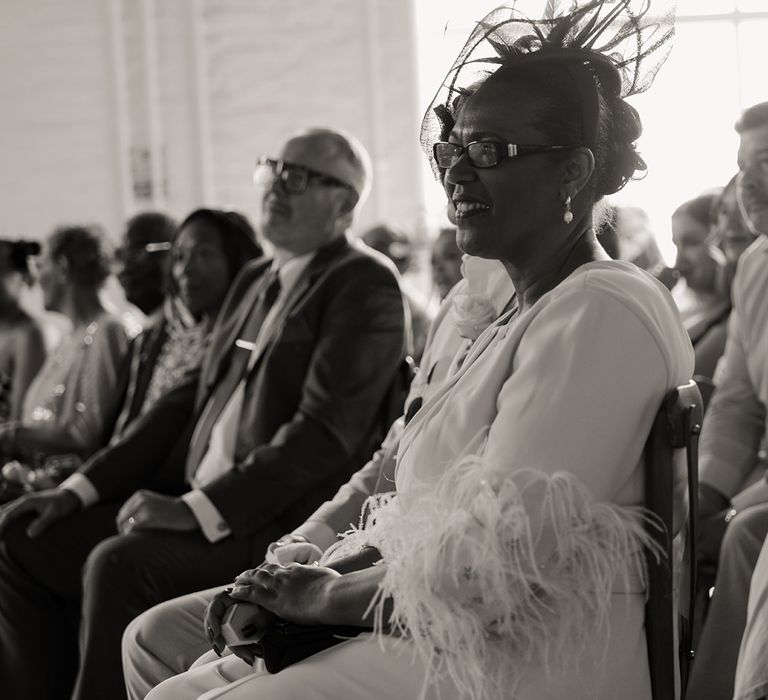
{"left": 643, "top": 380, "right": 703, "bottom": 700}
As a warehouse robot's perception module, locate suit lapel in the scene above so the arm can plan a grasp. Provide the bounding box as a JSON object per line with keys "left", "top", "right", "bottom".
{"left": 200, "top": 261, "right": 273, "bottom": 400}
{"left": 245, "top": 237, "right": 351, "bottom": 376}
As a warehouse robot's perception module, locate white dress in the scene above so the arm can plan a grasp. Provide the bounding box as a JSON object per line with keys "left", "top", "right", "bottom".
{"left": 147, "top": 260, "right": 693, "bottom": 700}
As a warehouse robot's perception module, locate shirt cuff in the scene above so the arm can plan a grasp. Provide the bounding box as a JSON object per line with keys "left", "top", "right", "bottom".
{"left": 292, "top": 520, "right": 338, "bottom": 551}
{"left": 181, "top": 490, "right": 232, "bottom": 543}
{"left": 59, "top": 473, "right": 99, "bottom": 507}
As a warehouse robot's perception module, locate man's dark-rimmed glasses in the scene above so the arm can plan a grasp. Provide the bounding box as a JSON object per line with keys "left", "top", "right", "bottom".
{"left": 255, "top": 157, "right": 354, "bottom": 195}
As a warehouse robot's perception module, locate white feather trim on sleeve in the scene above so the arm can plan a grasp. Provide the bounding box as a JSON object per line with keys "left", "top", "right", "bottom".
{"left": 334, "top": 456, "right": 662, "bottom": 700}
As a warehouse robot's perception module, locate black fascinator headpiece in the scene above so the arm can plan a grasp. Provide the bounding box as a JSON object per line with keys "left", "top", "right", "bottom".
{"left": 422, "top": 0, "right": 676, "bottom": 185}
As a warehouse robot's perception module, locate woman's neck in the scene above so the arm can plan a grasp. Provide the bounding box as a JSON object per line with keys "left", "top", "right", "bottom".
{"left": 502, "top": 221, "right": 609, "bottom": 313}
{"left": 61, "top": 288, "right": 105, "bottom": 329}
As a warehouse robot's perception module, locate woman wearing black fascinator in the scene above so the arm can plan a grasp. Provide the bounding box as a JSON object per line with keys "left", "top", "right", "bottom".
{"left": 148, "top": 2, "right": 693, "bottom": 699}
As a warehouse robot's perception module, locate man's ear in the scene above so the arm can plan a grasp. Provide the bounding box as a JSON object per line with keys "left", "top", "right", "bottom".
{"left": 561, "top": 146, "right": 595, "bottom": 199}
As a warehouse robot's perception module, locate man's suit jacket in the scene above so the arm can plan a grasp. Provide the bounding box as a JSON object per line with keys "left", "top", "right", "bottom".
{"left": 78, "top": 235, "right": 407, "bottom": 545}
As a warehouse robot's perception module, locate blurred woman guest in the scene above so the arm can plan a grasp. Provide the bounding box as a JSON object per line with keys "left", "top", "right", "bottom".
{"left": 614, "top": 205, "right": 665, "bottom": 271}
{"left": 148, "top": 3, "right": 690, "bottom": 700}
{"left": 431, "top": 226, "right": 463, "bottom": 300}
{"left": 0, "top": 240, "right": 46, "bottom": 423}
{"left": 109, "top": 209, "right": 262, "bottom": 438}
{"left": 0, "top": 226, "right": 129, "bottom": 466}
{"left": 670, "top": 192, "right": 730, "bottom": 378}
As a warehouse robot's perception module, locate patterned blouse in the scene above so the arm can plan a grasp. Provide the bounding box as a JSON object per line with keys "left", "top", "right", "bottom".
{"left": 140, "top": 299, "right": 208, "bottom": 415}
{"left": 21, "top": 312, "right": 130, "bottom": 457}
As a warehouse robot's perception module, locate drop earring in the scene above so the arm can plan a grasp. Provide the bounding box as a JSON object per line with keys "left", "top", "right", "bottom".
{"left": 563, "top": 195, "right": 573, "bottom": 224}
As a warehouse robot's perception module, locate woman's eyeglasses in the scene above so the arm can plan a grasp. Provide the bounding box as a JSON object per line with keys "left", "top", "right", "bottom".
{"left": 254, "top": 157, "right": 353, "bottom": 195}
{"left": 433, "top": 141, "right": 571, "bottom": 169}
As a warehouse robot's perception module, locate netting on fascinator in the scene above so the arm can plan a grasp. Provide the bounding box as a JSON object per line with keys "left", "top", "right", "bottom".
{"left": 421, "top": 0, "right": 676, "bottom": 182}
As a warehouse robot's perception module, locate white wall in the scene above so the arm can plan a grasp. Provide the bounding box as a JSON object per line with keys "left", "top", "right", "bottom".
{"left": 0, "top": 0, "right": 425, "bottom": 244}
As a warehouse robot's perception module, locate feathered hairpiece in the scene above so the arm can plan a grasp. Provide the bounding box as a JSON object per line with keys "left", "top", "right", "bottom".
{"left": 422, "top": 0, "right": 676, "bottom": 176}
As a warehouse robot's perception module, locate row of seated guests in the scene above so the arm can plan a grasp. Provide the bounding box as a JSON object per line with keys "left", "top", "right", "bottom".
{"left": 684, "top": 101, "right": 768, "bottom": 700}
{"left": 0, "top": 210, "right": 260, "bottom": 501}
{"left": 121, "top": 2, "right": 692, "bottom": 697}
{"left": 0, "top": 127, "right": 408, "bottom": 700}
{"left": 0, "top": 4, "right": 690, "bottom": 696}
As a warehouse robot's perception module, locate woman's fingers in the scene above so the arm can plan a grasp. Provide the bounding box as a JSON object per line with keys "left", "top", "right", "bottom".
{"left": 204, "top": 591, "right": 237, "bottom": 655}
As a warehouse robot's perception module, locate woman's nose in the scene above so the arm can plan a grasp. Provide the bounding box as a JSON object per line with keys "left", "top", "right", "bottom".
{"left": 444, "top": 153, "right": 477, "bottom": 186}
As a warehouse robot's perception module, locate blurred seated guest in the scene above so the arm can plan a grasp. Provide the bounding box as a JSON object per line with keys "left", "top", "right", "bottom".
{"left": 115, "top": 212, "right": 176, "bottom": 319}
{"left": 145, "top": 3, "right": 690, "bottom": 699}
{"left": 0, "top": 240, "right": 46, "bottom": 422}
{"left": 0, "top": 225, "right": 129, "bottom": 468}
{"left": 669, "top": 192, "right": 730, "bottom": 378}
{"left": 614, "top": 204, "right": 665, "bottom": 271}
{"left": 713, "top": 174, "right": 757, "bottom": 274}
{"left": 362, "top": 224, "right": 431, "bottom": 361}
{"left": 0, "top": 209, "right": 260, "bottom": 500}
{"left": 0, "top": 127, "right": 406, "bottom": 700}
{"left": 734, "top": 528, "right": 768, "bottom": 700}
{"left": 687, "top": 100, "right": 768, "bottom": 700}
{"left": 107, "top": 209, "right": 262, "bottom": 445}
{"left": 430, "top": 227, "right": 463, "bottom": 300}
{"left": 121, "top": 255, "right": 516, "bottom": 700}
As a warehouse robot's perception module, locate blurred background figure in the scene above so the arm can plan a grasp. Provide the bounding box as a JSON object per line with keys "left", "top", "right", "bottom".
{"left": 713, "top": 174, "right": 757, "bottom": 273}
{"left": 430, "top": 227, "right": 463, "bottom": 300}
{"left": 0, "top": 225, "right": 129, "bottom": 472}
{"left": 613, "top": 205, "right": 665, "bottom": 271}
{"left": 0, "top": 240, "right": 46, "bottom": 423}
{"left": 361, "top": 224, "right": 412, "bottom": 276}
{"left": 114, "top": 212, "right": 176, "bottom": 322}
{"left": 669, "top": 192, "right": 730, "bottom": 379}
{"left": 362, "top": 223, "right": 431, "bottom": 362}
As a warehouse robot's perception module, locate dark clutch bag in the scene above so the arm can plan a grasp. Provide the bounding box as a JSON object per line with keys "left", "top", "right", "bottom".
{"left": 258, "top": 619, "right": 367, "bottom": 673}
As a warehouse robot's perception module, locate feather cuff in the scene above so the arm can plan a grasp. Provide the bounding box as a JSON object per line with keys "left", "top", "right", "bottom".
{"left": 335, "top": 457, "right": 662, "bottom": 700}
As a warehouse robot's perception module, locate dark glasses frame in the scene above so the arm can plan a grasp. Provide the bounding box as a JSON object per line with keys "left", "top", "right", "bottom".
{"left": 255, "top": 156, "right": 354, "bottom": 194}
{"left": 433, "top": 141, "right": 572, "bottom": 169}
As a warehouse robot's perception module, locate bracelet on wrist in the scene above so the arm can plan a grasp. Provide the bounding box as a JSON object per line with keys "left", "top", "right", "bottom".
{"left": 724, "top": 507, "right": 738, "bottom": 524}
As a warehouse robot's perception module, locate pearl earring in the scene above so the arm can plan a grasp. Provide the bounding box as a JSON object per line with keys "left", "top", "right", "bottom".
{"left": 563, "top": 195, "right": 573, "bottom": 224}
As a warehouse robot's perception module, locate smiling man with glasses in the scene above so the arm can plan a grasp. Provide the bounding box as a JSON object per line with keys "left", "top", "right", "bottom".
{"left": 0, "top": 128, "right": 407, "bottom": 700}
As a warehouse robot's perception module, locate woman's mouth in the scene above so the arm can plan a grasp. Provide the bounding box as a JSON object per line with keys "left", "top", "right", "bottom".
{"left": 453, "top": 199, "right": 491, "bottom": 220}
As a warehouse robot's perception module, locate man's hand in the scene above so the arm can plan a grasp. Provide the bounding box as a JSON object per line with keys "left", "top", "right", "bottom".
{"left": 0, "top": 488, "right": 80, "bottom": 538}
{"left": 230, "top": 562, "right": 341, "bottom": 626}
{"left": 265, "top": 533, "right": 323, "bottom": 566}
{"left": 116, "top": 490, "right": 198, "bottom": 534}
